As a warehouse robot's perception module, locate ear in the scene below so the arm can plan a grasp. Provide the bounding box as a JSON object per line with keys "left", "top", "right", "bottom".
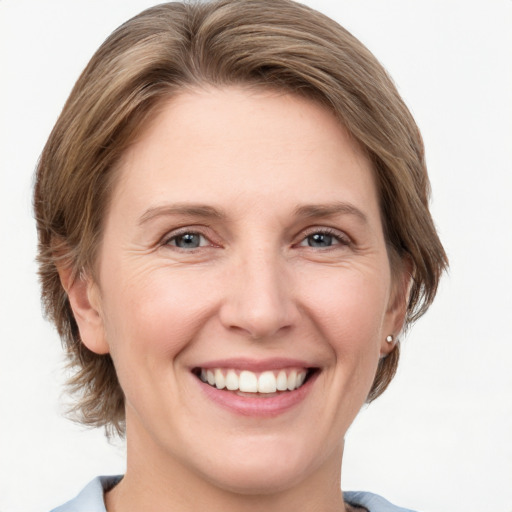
{"left": 380, "top": 257, "right": 413, "bottom": 357}
{"left": 58, "top": 265, "right": 110, "bottom": 355}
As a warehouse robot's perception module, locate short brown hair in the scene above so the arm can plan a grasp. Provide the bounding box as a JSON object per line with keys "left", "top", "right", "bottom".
{"left": 34, "top": 0, "right": 448, "bottom": 435}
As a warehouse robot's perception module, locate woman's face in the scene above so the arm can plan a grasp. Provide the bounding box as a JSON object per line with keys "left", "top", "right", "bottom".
{"left": 77, "top": 87, "right": 406, "bottom": 493}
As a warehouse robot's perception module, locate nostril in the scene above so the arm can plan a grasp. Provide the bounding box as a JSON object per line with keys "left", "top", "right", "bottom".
{"left": 218, "top": 271, "right": 298, "bottom": 340}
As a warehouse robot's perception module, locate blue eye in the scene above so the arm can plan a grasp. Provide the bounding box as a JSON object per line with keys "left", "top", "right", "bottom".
{"left": 306, "top": 232, "right": 335, "bottom": 247}
{"left": 299, "top": 229, "right": 349, "bottom": 248}
{"left": 167, "top": 232, "right": 206, "bottom": 249}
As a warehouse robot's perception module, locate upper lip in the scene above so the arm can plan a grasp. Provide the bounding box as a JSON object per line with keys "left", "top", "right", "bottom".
{"left": 192, "top": 357, "right": 317, "bottom": 372}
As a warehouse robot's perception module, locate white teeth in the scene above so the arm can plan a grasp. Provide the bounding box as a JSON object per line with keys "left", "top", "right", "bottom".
{"left": 214, "top": 368, "right": 225, "bottom": 389}
{"left": 225, "top": 370, "right": 239, "bottom": 391}
{"left": 258, "top": 371, "right": 277, "bottom": 393}
{"left": 199, "top": 368, "right": 310, "bottom": 393}
{"left": 239, "top": 370, "right": 258, "bottom": 392}
{"left": 276, "top": 370, "right": 288, "bottom": 391}
{"left": 287, "top": 370, "right": 297, "bottom": 391}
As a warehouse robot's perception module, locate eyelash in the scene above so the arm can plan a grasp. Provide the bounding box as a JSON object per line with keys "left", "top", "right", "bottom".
{"left": 162, "top": 228, "right": 213, "bottom": 250}
{"left": 298, "top": 227, "right": 352, "bottom": 249}
{"left": 160, "top": 226, "right": 352, "bottom": 251}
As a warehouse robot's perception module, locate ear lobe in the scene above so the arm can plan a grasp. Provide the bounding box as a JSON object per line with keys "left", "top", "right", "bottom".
{"left": 58, "top": 265, "right": 110, "bottom": 355}
{"left": 381, "top": 257, "right": 413, "bottom": 357}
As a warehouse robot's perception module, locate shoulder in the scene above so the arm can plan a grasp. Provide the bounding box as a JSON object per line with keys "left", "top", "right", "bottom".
{"left": 49, "top": 476, "right": 122, "bottom": 512}
{"left": 344, "top": 491, "right": 419, "bottom": 512}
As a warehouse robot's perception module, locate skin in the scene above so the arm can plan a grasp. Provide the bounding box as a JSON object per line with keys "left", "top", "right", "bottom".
{"left": 63, "top": 87, "right": 409, "bottom": 512}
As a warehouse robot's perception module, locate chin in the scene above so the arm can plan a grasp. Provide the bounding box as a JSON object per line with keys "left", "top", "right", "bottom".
{"left": 190, "top": 435, "right": 328, "bottom": 496}
{"left": 202, "top": 460, "right": 308, "bottom": 496}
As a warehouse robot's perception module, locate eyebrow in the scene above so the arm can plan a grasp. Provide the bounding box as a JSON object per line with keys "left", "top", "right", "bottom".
{"left": 139, "top": 203, "right": 226, "bottom": 225}
{"left": 138, "top": 201, "right": 368, "bottom": 225}
{"left": 293, "top": 202, "right": 368, "bottom": 224}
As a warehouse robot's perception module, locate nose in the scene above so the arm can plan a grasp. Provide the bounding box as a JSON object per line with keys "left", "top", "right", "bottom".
{"left": 219, "top": 248, "right": 298, "bottom": 340}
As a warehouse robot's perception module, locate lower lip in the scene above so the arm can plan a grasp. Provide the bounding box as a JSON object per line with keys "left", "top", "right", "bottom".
{"left": 195, "top": 372, "right": 318, "bottom": 417}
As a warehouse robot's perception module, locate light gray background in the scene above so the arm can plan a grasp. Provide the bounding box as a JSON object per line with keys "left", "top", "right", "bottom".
{"left": 1, "top": 1, "right": 511, "bottom": 511}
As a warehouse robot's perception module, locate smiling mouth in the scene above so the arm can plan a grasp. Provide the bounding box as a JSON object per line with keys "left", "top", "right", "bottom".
{"left": 193, "top": 367, "right": 317, "bottom": 395}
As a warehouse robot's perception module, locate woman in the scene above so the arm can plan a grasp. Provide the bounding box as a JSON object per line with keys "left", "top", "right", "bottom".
{"left": 34, "top": 1, "right": 447, "bottom": 511}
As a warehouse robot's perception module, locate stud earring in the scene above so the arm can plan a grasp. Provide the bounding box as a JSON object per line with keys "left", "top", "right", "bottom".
{"left": 386, "top": 335, "right": 394, "bottom": 344}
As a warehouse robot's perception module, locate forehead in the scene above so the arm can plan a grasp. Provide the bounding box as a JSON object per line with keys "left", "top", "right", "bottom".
{"left": 110, "top": 86, "right": 379, "bottom": 223}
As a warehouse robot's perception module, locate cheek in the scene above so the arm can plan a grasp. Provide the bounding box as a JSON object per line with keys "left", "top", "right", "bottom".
{"left": 301, "top": 267, "right": 390, "bottom": 354}
{"left": 100, "top": 264, "right": 218, "bottom": 361}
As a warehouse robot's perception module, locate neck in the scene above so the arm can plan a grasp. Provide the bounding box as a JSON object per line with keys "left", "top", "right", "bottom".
{"left": 106, "top": 418, "right": 349, "bottom": 512}
{"left": 107, "top": 473, "right": 347, "bottom": 512}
